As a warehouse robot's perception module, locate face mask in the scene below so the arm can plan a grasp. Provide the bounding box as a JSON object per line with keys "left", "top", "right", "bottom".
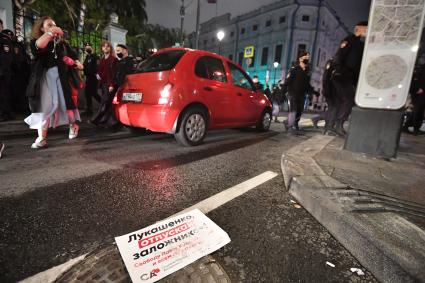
{"left": 117, "top": 53, "right": 123, "bottom": 59}
{"left": 302, "top": 59, "right": 309, "bottom": 64}
{"left": 85, "top": 49, "right": 92, "bottom": 54}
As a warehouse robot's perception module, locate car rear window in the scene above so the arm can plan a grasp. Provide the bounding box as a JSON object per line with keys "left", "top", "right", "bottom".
{"left": 136, "top": 50, "right": 186, "bottom": 73}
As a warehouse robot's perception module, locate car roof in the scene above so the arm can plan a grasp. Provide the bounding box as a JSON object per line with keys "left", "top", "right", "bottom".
{"left": 156, "top": 47, "right": 244, "bottom": 70}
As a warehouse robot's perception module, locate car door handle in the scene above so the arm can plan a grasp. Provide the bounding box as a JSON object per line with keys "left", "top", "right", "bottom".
{"left": 237, "top": 93, "right": 243, "bottom": 96}
{"left": 204, "top": 86, "right": 213, "bottom": 91}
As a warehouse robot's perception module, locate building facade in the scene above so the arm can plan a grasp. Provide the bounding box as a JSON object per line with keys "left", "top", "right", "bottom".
{"left": 0, "top": 0, "right": 13, "bottom": 30}
{"left": 188, "top": 0, "right": 349, "bottom": 110}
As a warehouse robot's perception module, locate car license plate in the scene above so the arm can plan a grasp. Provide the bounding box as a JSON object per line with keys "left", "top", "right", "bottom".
{"left": 122, "top": 92, "right": 142, "bottom": 102}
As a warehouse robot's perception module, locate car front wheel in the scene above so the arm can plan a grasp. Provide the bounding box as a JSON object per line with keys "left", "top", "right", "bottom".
{"left": 256, "top": 109, "right": 272, "bottom": 132}
{"left": 174, "top": 107, "right": 207, "bottom": 146}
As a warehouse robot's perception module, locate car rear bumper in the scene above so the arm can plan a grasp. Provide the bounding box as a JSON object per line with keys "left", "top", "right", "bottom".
{"left": 114, "top": 103, "right": 179, "bottom": 133}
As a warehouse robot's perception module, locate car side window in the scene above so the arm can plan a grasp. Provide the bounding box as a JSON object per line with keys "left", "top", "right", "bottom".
{"left": 195, "top": 56, "right": 227, "bottom": 83}
{"left": 228, "top": 63, "right": 254, "bottom": 90}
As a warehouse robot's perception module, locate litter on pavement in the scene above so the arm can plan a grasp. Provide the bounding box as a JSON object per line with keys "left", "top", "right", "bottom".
{"left": 326, "top": 261, "right": 335, "bottom": 268}
{"left": 350, "top": 268, "right": 365, "bottom": 275}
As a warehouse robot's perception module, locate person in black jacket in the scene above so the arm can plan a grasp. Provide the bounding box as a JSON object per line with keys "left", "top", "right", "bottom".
{"left": 113, "top": 44, "right": 134, "bottom": 91}
{"left": 0, "top": 27, "right": 15, "bottom": 121}
{"left": 281, "top": 51, "right": 314, "bottom": 134}
{"left": 82, "top": 43, "right": 100, "bottom": 115}
{"left": 332, "top": 21, "right": 368, "bottom": 136}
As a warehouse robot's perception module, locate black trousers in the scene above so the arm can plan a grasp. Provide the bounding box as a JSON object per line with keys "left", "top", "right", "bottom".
{"left": 84, "top": 76, "right": 101, "bottom": 111}
{"left": 288, "top": 93, "right": 305, "bottom": 127}
{"left": 0, "top": 75, "right": 13, "bottom": 118}
{"left": 332, "top": 79, "right": 356, "bottom": 123}
{"left": 91, "top": 85, "right": 118, "bottom": 126}
{"left": 412, "top": 93, "right": 425, "bottom": 130}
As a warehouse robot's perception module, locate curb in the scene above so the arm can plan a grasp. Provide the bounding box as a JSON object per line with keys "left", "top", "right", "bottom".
{"left": 281, "top": 135, "right": 425, "bottom": 283}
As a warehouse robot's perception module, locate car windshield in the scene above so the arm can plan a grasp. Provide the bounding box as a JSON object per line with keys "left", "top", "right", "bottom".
{"left": 136, "top": 50, "right": 186, "bottom": 73}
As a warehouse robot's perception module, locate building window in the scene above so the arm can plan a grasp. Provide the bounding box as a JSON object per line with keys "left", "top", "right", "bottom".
{"left": 229, "top": 54, "right": 233, "bottom": 61}
{"left": 297, "top": 44, "right": 307, "bottom": 57}
{"left": 230, "top": 31, "right": 234, "bottom": 37}
{"left": 211, "top": 38, "right": 215, "bottom": 43}
{"left": 253, "top": 24, "right": 258, "bottom": 31}
{"left": 203, "top": 39, "right": 207, "bottom": 45}
{"left": 302, "top": 15, "right": 310, "bottom": 22}
{"left": 274, "top": 44, "right": 283, "bottom": 64}
{"left": 241, "top": 28, "right": 245, "bottom": 34}
{"left": 261, "top": 47, "right": 269, "bottom": 66}
{"left": 265, "top": 20, "right": 272, "bottom": 27}
{"left": 279, "top": 16, "right": 286, "bottom": 23}
{"left": 238, "top": 52, "right": 244, "bottom": 65}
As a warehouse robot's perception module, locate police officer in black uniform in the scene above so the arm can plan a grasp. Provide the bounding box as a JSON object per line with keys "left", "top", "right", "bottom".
{"left": 0, "top": 25, "right": 15, "bottom": 121}
{"left": 409, "top": 58, "right": 425, "bottom": 135}
{"left": 281, "top": 51, "right": 314, "bottom": 134}
{"left": 83, "top": 43, "right": 100, "bottom": 115}
{"left": 6, "top": 29, "right": 31, "bottom": 114}
{"left": 332, "top": 21, "right": 368, "bottom": 136}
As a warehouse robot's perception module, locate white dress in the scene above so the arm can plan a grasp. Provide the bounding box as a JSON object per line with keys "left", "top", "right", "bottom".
{"left": 24, "top": 66, "right": 80, "bottom": 130}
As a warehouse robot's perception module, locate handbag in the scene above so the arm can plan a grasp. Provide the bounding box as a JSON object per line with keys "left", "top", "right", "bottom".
{"left": 62, "top": 44, "right": 84, "bottom": 89}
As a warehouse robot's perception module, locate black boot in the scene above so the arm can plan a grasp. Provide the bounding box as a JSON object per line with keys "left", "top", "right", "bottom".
{"left": 335, "top": 121, "right": 346, "bottom": 137}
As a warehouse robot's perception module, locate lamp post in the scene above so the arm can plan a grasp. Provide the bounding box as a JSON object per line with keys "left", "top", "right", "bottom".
{"left": 273, "top": 62, "right": 279, "bottom": 87}
{"left": 217, "top": 30, "right": 225, "bottom": 55}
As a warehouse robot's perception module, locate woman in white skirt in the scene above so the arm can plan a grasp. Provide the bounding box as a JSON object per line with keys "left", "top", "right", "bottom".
{"left": 25, "top": 16, "right": 83, "bottom": 148}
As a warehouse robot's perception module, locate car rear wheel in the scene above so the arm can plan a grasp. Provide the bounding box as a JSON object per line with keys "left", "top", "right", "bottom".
{"left": 175, "top": 107, "right": 207, "bottom": 146}
{"left": 256, "top": 109, "right": 272, "bottom": 132}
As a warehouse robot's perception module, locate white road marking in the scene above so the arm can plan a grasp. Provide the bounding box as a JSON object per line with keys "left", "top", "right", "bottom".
{"left": 20, "top": 171, "right": 278, "bottom": 283}
{"left": 173, "top": 171, "right": 278, "bottom": 216}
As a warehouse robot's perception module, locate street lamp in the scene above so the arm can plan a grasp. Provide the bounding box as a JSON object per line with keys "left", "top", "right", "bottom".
{"left": 217, "top": 30, "right": 225, "bottom": 55}
{"left": 273, "top": 62, "right": 279, "bottom": 86}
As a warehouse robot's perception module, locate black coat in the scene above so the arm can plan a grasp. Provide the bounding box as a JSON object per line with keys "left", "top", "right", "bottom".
{"left": 83, "top": 53, "right": 98, "bottom": 77}
{"left": 113, "top": 56, "right": 135, "bottom": 89}
{"left": 26, "top": 39, "right": 79, "bottom": 112}
{"left": 0, "top": 33, "right": 13, "bottom": 77}
{"left": 333, "top": 33, "right": 365, "bottom": 85}
{"left": 282, "top": 64, "right": 312, "bottom": 97}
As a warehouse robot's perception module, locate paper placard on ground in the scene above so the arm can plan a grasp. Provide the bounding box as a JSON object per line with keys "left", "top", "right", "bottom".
{"left": 115, "top": 209, "right": 231, "bottom": 283}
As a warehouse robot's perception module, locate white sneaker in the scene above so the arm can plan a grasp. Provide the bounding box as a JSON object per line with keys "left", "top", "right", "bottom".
{"left": 31, "top": 138, "right": 47, "bottom": 149}
{"left": 69, "top": 124, "right": 79, "bottom": 139}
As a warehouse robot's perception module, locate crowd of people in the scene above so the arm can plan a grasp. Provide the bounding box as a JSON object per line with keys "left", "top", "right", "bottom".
{"left": 0, "top": 18, "right": 424, "bottom": 158}
{"left": 259, "top": 20, "right": 424, "bottom": 137}
{"left": 0, "top": 16, "right": 141, "bottom": 156}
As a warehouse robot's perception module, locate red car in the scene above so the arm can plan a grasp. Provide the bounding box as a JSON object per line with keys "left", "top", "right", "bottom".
{"left": 113, "top": 48, "right": 272, "bottom": 146}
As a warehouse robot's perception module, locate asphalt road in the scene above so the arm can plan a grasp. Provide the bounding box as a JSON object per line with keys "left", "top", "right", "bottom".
{"left": 0, "top": 121, "right": 378, "bottom": 282}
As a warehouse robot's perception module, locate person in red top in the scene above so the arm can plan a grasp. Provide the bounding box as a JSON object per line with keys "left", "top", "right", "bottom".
{"left": 91, "top": 41, "right": 118, "bottom": 127}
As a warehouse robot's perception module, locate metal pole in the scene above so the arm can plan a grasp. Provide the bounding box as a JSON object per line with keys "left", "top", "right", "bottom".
{"left": 274, "top": 67, "right": 277, "bottom": 86}
{"left": 195, "top": 0, "right": 200, "bottom": 49}
{"left": 218, "top": 42, "right": 221, "bottom": 55}
{"left": 180, "top": 0, "right": 185, "bottom": 46}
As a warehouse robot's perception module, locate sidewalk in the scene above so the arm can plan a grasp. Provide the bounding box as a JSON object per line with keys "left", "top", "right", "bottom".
{"left": 281, "top": 133, "right": 425, "bottom": 283}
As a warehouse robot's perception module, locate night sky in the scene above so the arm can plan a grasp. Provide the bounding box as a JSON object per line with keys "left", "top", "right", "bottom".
{"left": 146, "top": 0, "right": 371, "bottom": 33}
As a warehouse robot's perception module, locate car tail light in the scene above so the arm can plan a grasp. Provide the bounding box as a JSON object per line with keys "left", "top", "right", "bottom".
{"left": 159, "top": 83, "right": 173, "bottom": 105}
